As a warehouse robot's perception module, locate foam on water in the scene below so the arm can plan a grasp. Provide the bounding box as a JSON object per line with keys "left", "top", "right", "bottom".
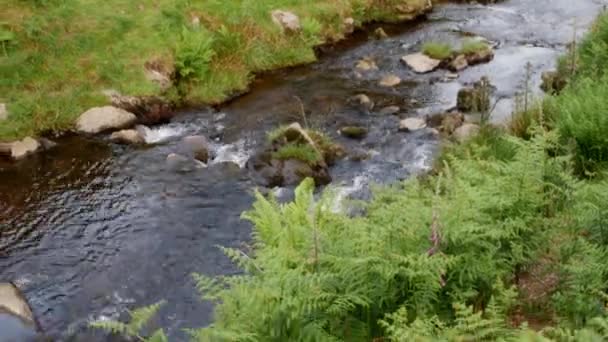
{"left": 211, "top": 140, "right": 250, "bottom": 168}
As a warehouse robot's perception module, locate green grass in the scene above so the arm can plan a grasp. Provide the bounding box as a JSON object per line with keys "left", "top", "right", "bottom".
{"left": 459, "top": 39, "right": 490, "bottom": 55}
{"left": 0, "top": 0, "right": 430, "bottom": 142}
{"left": 421, "top": 41, "right": 454, "bottom": 60}
{"left": 272, "top": 143, "right": 322, "bottom": 164}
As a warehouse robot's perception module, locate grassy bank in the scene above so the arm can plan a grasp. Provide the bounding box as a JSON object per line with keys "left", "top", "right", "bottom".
{"left": 93, "top": 11, "right": 608, "bottom": 342}
{"left": 0, "top": 0, "right": 429, "bottom": 142}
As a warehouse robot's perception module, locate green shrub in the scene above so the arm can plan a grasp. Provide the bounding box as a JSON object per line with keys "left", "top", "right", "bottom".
{"left": 422, "top": 41, "right": 453, "bottom": 60}
{"left": 174, "top": 26, "right": 215, "bottom": 83}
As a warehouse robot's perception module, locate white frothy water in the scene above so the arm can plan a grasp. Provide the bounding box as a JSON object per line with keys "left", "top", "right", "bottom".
{"left": 331, "top": 175, "right": 368, "bottom": 213}
{"left": 211, "top": 139, "right": 250, "bottom": 168}
{"left": 140, "top": 125, "right": 188, "bottom": 144}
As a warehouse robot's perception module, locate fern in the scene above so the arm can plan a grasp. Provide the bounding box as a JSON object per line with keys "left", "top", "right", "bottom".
{"left": 91, "top": 301, "right": 166, "bottom": 341}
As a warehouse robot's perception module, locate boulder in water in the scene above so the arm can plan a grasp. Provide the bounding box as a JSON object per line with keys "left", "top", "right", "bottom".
{"left": 401, "top": 53, "right": 441, "bottom": 73}
{"left": 340, "top": 126, "right": 368, "bottom": 140}
{"left": 399, "top": 118, "right": 427, "bottom": 132}
{"left": 348, "top": 94, "right": 374, "bottom": 113}
{"left": 76, "top": 106, "right": 137, "bottom": 134}
{"left": 355, "top": 57, "right": 378, "bottom": 71}
{"left": 379, "top": 74, "right": 401, "bottom": 87}
{"left": 379, "top": 105, "right": 400, "bottom": 115}
{"left": 448, "top": 54, "right": 469, "bottom": 72}
{"left": 179, "top": 135, "right": 210, "bottom": 163}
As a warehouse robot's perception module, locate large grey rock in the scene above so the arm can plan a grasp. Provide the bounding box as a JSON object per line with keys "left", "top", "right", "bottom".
{"left": 401, "top": 53, "right": 441, "bottom": 73}
{"left": 0, "top": 103, "right": 7, "bottom": 121}
{"left": 10, "top": 137, "right": 40, "bottom": 160}
{"left": 76, "top": 106, "right": 137, "bottom": 134}
{"left": 110, "top": 129, "right": 145, "bottom": 145}
{"left": 399, "top": 118, "right": 427, "bottom": 132}
{"left": 271, "top": 10, "right": 300, "bottom": 32}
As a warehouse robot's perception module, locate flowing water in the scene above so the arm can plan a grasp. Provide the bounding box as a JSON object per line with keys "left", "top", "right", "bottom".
{"left": 0, "top": 0, "right": 604, "bottom": 340}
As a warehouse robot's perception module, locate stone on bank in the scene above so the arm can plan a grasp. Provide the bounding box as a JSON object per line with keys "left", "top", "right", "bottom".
{"left": 76, "top": 106, "right": 137, "bottom": 134}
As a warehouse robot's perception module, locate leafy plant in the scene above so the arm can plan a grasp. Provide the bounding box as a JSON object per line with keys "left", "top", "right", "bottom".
{"left": 174, "top": 26, "right": 215, "bottom": 83}
{"left": 91, "top": 301, "right": 167, "bottom": 342}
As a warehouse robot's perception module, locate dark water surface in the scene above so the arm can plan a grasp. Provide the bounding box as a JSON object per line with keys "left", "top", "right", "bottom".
{"left": 0, "top": 0, "right": 603, "bottom": 340}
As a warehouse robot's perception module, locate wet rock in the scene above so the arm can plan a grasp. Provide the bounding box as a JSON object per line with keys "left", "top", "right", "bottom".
{"left": 110, "top": 129, "right": 145, "bottom": 145}
{"left": 349, "top": 148, "right": 371, "bottom": 162}
{"left": 0, "top": 103, "right": 7, "bottom": 121}
{"left": 379, "top": 74, "right": 401, "bottom": 87}
{"left": 399, "top": 118, "right": 427, "bottom": 132}
{"left": 374, "top": 27, "right": 388, "bottom": 39}
{"left": 349, "top": 94, "right": 374, "bottom": 112}
{"left": 76, "top": 106, "right": 137, "bottom": 134}
{"left": 428, "top": 112, "right": 465, "bottom": 135}
{"left": 457, "top": 77, "right": 492, "bottom": 112}
{"left": 453, "top": 123, "right": 480, "bottom": 142}
{"left": 401, "top": 53, "right": 441, "bottom": 73}
{"left": 340, "top": 126, "right": 368, "bottom": 140}
{"left": 105, "top": 91, "right": 174, "bottom": 126}
{"left": 271, "top": 10, "right": 301, "bottom": 33}
{"left": 166, "top": 153, "right": 205, "bottom": 172}
{"left": 355, "top": 57, "right": 378, "bottom": 71}
{"left": 0, "top": 283, "right": 41, "bottom": 341}
{"left": 541, "top": 70, "right": 567, "bottom": 93}
{"left": 448, "top": 54, "right": 468, "bottom": 71}
{"left": 38, "top": 138, "right": 57, "bottom": 150}
{"left": 379, "top": 105, "right": 400, "bottom": 115}
{"left": 180, "top": 135, "right": 210, "bottom": 163}
{"left": 343, "top": 17, "right": 355, "bottom": 35}
{"left": 10, "top": 137, "right": 40, "bottom": 160}
{"left": 282, "top": 159, "right": 314, "bottom": 186}
{"left": 465, "top": 47, "right": 494, "bottom": 65}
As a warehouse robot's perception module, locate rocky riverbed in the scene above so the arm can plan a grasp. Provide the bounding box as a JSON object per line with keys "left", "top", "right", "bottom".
{"left": 0, "top": 0, "right": 604, "bottom": 340}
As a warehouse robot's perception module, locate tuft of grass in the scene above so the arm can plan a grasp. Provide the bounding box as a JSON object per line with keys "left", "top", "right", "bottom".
{"left": 272, "top": 143, "right": 322, "bottom": 165}
{"left": 422, "top": 42, "right": 453, "bottom": 60}
{"left": 459, "top": 39, "right": 489, "bottom": 55}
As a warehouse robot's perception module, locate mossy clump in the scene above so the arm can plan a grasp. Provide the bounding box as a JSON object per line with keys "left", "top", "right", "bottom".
{"left": 459, "top": 39, "right": 490, "bottom": 55}
{"left": 272, "top": 143, "right": 322, "bottom": 164}
{"left": 422, "top": 42, "right": 454, "bottom": 60}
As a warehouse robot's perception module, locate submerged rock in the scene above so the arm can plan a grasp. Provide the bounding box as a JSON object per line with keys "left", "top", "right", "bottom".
{"left": 355, "top": 57, "right": 378, "bottom": 71}
{"left": 401, "top": 53, "right": 441, "bottom": 73}
{"left": 379, "top": 74, "right": 402, "bottom": 87}
{"left": 399, "top": 118, "right": 427, "bottom": 132}
{"left": 340, "top": 126, "right": 368, "bottom": 140}
{"left": 110, "top": 129, "right": 145, "bottom": 145}
{"left": 76, "top": 106, "right": 137, "bottom": 134}
{"left": 465, "top": 47, "right": 494, "bottom": 65}
{"left": 271, "top": 10, "right": 301, "bottom": 33}
{"left": 379, "top": 105, "right": 400, "bottom": 115}
{"left": 349, "top": 94, "right": 374, "bottom": 112}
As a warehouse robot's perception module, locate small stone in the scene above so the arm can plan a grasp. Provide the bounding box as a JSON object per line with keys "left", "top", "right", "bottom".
{"left": 349, "top": 94, "right": 374, "bottom": 112}
{"left": 110, "top": 129, "right": 145, "bottom": 145}
{"left": 448, "top": 54, "right": 468, "bottom": 72}
{"left": 10, "top": 137, "right": 40, "bottom": 160}
{"left": 445, "top": 72, "right": 459, "bottom": 80}
{"left": 374, "top": 27, "right": 388, "bottom": 39}
{"left": 344, "top": 17, "right": 355, "bottom": 35}
{"left": 379, "top": 106, "right": 400, "bottom": 115}
{"left": 340, "top": 126, "right": 368, "bottom": 140}
{"left": 271, "top": 10, "right": 301, "bottom": 32}
{"left": 453, "top": 123, "right": 480, "bottom": 142}
{"left": 356, "top": 58, "right": 378, "bottom": 71}
{"left": 379, "top": 74, "right": 401, "bottom": 87}
{"left": 38, "top": 137, "right": 58, "bottom": 150}
{"left": 399, "top": 118, "right": 427, "bottom": 132}
{"left": 410, "top": 99, "right": 419, "bottom": 105}
{"left": 0, "top": 104, "right": 8, "bottom": 121}
{"left": 401, "top": 53, "right": 441, "bottom": 73}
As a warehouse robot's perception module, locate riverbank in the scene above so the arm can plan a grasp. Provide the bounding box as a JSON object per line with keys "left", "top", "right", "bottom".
{"left": 0, "top": 0, "right": 430, "bottom": 142}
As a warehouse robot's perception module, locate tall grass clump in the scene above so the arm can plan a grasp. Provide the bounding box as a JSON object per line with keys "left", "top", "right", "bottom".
{"left": 422, "top": 41, "right": 453, "bottom": 60}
